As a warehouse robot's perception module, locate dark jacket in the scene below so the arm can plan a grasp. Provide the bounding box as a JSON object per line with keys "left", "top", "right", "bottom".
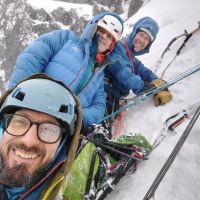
{"left": 105, "top": 17, "right": 159, "bottom": 98}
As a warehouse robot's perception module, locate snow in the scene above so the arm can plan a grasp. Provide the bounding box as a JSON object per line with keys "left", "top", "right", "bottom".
{"left": 26, "top": 0, "right": 94, "bottom": 19}
{"left": 107, "top": 0, "right": 200, "bottom": 199}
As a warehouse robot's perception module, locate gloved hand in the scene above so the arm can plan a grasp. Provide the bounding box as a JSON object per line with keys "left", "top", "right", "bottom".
{"left": 141, "top": 83, "right": 155, "bottom": 93}
{"left": 151, "top": 79, "right": 172, "bottom": 106}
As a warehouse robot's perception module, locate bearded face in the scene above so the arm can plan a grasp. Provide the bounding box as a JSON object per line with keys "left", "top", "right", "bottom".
{"left": 0, "top": 151, "right": 46, "bottom": 187}
{"left": 0, "top": 109, "right": 61, "bottom": 187}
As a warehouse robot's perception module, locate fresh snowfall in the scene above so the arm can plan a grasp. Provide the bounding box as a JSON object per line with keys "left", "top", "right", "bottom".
{"left": 2, "top": 0, "right": 200, "bottom": 199}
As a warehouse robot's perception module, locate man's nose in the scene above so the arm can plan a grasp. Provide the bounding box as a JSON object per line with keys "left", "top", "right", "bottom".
{"left": 20, "top": 124, "right": 40, "bottom": 147}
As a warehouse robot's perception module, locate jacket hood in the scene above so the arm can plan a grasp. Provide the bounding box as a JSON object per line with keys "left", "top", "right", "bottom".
{"left": 80, "top": 12, "right": 124, "bottom": 67}
{"left": 81, "top": 12, "right": 124, "bottom": 43}
{"left": 126, "top": 16, "right": 159, "bottom": 56}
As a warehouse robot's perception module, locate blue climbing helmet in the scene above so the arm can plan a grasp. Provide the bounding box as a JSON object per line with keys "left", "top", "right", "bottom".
{"left": 0, "top": 74, "right": 81, "bottom": 135}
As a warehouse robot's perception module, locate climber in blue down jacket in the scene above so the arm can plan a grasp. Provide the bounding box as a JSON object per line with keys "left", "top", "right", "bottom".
{"left": 8, "top": 12, "right": 124, "bottom": 127}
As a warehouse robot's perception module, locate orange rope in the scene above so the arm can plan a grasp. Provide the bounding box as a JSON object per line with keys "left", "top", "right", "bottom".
{"left": 112, "top": 100, "right": 128, "bottom": 138}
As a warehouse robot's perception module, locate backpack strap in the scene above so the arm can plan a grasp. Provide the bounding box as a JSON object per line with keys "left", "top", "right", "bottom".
{"left": 122, "top": 40, "right": 135, "bottom": 73}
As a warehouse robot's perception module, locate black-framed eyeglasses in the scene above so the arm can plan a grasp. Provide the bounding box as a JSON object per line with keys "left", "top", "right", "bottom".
{"left": 2, "top": 114, "right": 66, "bottom": 144}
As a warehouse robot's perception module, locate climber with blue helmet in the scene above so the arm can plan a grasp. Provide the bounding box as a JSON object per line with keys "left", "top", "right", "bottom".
{"left": 0, "top": 74, "right": 82, "bottom": 199}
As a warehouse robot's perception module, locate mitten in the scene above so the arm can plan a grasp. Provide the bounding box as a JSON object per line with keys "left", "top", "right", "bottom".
{"left": 151, "top": 79, "right": 172, "bottom": 106}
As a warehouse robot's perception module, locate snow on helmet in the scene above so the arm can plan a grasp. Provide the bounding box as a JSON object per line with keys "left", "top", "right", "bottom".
{"left": 97, "top": 15, "right": 123, "bottom": 42}
{"left": 0, "top": 74, "right": 81, "bottom": 135}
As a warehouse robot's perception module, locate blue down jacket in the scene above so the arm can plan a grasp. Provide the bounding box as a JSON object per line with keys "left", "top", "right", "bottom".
{"left": 105, "top": 17, "right": 159, "bottom": 98}
{"left": 8, "top": 12, "right": 123, "bottom": 127}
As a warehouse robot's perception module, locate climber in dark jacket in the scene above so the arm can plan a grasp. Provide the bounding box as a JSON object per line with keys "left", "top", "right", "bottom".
{"left": 105, "top": 17, "right": 172, "bottom": 108}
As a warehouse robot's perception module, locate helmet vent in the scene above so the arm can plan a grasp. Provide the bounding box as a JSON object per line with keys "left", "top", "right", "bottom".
{"left": 102, "top": 19, "right": 107, "bottom": 25}
{"left": 14, "top": 91, "right": 25, "bottom": 101}
{"left": 59, "top": 105, "right": 68, "bottom": 113}
{"left": 114, "top": 29, "right": 119, "bottom": 33}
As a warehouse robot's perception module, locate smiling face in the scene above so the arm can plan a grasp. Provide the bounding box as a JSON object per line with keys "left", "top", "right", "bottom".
{"left": 96, "top": 27, "right": 114, "bottom": 53}
{"left": 0, "top": 109, "right": 61, "bottom": 186}
{"left": 133, "top": 31, "right": 151, "bottom": 52}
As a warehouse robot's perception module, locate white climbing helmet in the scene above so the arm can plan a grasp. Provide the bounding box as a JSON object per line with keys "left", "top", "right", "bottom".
{"left": 97, "top": 15, "right": 123, "bottom": 42}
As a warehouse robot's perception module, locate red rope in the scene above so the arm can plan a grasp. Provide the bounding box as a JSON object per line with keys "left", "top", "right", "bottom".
{"left": 112, "top": 99, "right": 129, "bottom": 138}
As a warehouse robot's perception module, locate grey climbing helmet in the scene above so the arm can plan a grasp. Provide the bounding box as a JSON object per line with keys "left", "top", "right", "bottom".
{"left": 0, "top": 74, "right": 80, "bottom": 135}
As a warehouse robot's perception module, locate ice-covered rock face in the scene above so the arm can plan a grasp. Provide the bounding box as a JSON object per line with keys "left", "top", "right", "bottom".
{"left": 0, "top": 0, "right": 58, "bottom": 93}
{"left": 0, "top": 0, "right": 142, "bottom": 95}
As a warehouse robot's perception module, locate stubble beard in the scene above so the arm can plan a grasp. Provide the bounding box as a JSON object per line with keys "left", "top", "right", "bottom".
{"left": 0, "top": 157, "right": 46, "bottom": 187}
{"left": 0, "top": 144, "right": 48, "bottom": 188}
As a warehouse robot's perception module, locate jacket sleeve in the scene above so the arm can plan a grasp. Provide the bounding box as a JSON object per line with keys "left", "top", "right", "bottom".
{"left": 8, "top": 29, "right": 74, "bottom": 88}
{"left": 120, "top": 58, "right": 158, "bottom": 95}
{"left": 107, "top": 58, "right": 158, "bottom": 95}
{"left": 106, "top": 59, "right": 143, "bottom": 95}
{"left": 134, "top": 58, "right": 158, "bottom": 83}
{"left": 82, "top": 83, "right": 106, "bottom": 128}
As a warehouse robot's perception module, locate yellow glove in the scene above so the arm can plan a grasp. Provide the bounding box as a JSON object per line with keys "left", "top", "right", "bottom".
{"left": 151, "top": 79, "right": 165, "bottom": 87}
{"left": 151, "top": 79, "right": 173, "bottom": 106}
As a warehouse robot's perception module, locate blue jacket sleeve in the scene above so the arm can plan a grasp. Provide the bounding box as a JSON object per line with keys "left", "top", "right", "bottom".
{"left": 134, "top": 58, "right": 158, "bottom": 83}
{"left": 106, "top": 59, "right": 144, "bottom": 95}
{"left": 8, "top": 29, "right": 75, "bottom": 88}
{"left": 82, "top": 83, "right": 106, "bottom": 128}
{"left": 114, "top": 65, "right": 143, "bottom": 95}
{"left": 123, "top": 58, "right": 158, "bottom": 94}
{"left": 107, "top": 58, "right": 158, "bottom": 95}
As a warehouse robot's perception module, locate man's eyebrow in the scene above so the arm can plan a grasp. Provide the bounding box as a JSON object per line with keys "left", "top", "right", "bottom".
{"left": 15, "top": 111, "right": 59, "bottom": 125}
